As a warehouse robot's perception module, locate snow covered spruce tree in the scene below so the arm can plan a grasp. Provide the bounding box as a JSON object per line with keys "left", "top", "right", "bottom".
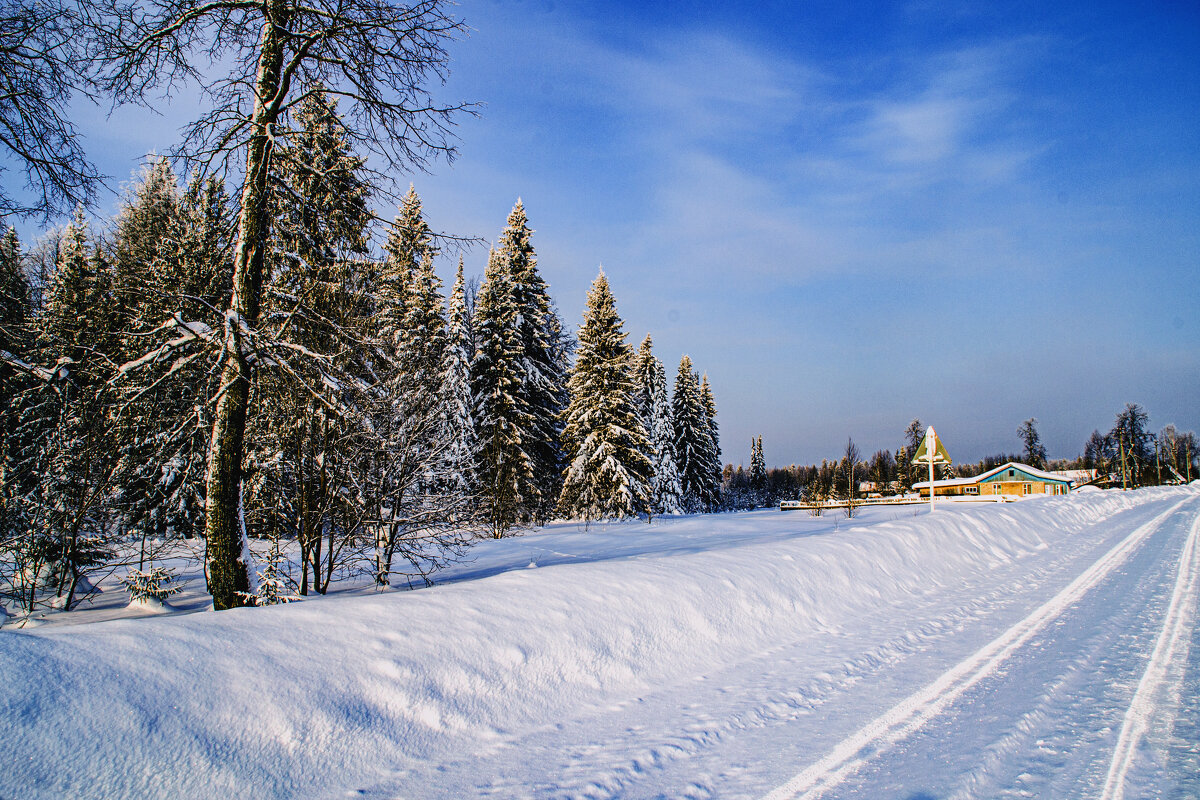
{"left": 672, "top": 355, "right": 711, "bottom": 512}
{"left": 633, "top": 335, "right": 683, "bottom": 517}
{"left": 94, "top": 0, "right": 472, "bottom": 608}
{"left": 247, "top": 88, "right": 373, "bottom": 596}
{"left": 472, "top": 202, "right": 570, "bottom": 535}
{"left": 558, "top": 271, "right": 651, "bottom": 520}
{"left": 126, "top": 173, "right": 233, "bottom": 542}
{"left": 0, "top": 226, "right": 31, "bottom": 463}
{"left": 1017, "top": 418, "right": 1047, "bottom": 470}
{"left": 402, "top": 251, "right": 448, "bottom": 409}
{"left": 104, "top": 159, "right": 216, "bottom": 546}
{"left": 378, "top": 184, "right": 433, "bottom": 341}
{"left": 10, "top": 211, "right": 125, "bottom": 610}
{"left": 471, "top": 248, "right": 529, "bottom": 538}
{"left": 441, "top": 257, "right": 476, "bottom": 496}
{"left": 366, "top": 188, "right": 476, "bottom": 587}
{"left": 109, "top": 158, "right": 181, "bottom": 345}
{"left": 0, "top": 227, "right": 33, "bottom": 606}
{"left": 749, "top": 435, "right": 767, "bottom": 500}
{"left": 699, "top": 373, "right": 723, "bottom": 508}
{"left": 498, "top": 200, "right": 569, "bottom": 523}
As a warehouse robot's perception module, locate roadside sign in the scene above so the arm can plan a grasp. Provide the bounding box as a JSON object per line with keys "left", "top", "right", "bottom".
{"left": 912, "top": 426, "right": 952, "bottom": 465}
{"left": 912, "top": 426, "right": 951, "bottom": 512}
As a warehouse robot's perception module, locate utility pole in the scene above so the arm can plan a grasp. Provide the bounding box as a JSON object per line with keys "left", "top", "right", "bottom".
{"left": 1119, "top": 434, "right": 1127, "bottom": 490}
{"left": 1155, "top": 436, "right": 1161, "bottom": 486}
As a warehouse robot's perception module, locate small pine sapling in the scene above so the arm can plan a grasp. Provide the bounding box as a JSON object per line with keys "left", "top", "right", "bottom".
{"left": 253, "top": 536, "right": 298, "bottom": 606}
{"left": 121, "top": 565, "right": 185, "bottom": 603}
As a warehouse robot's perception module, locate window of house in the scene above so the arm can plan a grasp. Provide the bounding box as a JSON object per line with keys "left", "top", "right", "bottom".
{"left": 1023, "top": 483, "right": 1031, "bottom": 494}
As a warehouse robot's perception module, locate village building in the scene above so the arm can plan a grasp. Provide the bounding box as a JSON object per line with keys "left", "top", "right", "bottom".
{"left": 914, "top": 462, "right": 1073, "bottom": 499}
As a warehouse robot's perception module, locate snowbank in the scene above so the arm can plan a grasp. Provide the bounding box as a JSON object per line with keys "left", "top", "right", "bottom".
{"left": 0, "top": 488, "right": 1188, "bottom": 799}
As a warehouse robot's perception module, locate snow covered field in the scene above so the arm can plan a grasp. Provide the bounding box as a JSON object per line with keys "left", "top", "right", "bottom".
{"left": 2, "top": 486, "right": 1198, "bottom": 799}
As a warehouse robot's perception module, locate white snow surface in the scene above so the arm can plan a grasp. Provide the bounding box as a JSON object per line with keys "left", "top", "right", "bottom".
{"left": 3, "top": 487, "right": 1199, "bottom": 799}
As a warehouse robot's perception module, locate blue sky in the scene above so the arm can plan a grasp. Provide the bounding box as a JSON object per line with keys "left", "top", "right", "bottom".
{"left": 12, "top": 0, "right": 1200, "bottom": 466}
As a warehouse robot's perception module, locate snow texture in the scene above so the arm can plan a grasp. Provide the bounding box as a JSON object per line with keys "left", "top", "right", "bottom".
{"left": 2, "top": 486, "right": 1198, "bottom": 800}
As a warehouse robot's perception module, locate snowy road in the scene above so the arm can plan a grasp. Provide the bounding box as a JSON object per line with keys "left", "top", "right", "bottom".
{"left": 361, "top": 494, "right": 1200, "bottom": 799}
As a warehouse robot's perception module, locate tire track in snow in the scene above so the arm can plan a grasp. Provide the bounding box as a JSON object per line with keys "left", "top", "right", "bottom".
{"left": 1100, "top": 508, "right": 1200, "bottom": 800}
{"left": 760, "top": 496, "right": 1196, "bottom": 800}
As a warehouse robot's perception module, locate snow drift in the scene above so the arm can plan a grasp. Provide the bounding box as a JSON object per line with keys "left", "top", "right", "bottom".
{"left": 0, "top": 488, "right": 1188, "bottom": 799}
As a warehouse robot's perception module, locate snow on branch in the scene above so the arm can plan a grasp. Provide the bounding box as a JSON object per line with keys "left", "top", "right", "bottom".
{"left": 1, "top": 349, "right": 71, "bottom": 383}
{"left": 112, "top": 315, "right": 218, "bottom": 382}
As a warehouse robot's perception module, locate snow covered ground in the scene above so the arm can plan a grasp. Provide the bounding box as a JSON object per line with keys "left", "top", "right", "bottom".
{"left": 2, "top": 486, "right": 1198, "bottom": 799}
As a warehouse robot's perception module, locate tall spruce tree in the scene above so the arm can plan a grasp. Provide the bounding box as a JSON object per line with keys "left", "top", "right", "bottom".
{"left": 0, "top": 227, "right": 31, "bottom": 582}
{"left": 633, "top": 335, "right": 682, "bottom": 517}
{"left": 18, "top": 211, "right": 123, "bottom": 609}
{"left": 106, "top": 159, "right": 187, "bottom": 543}
{"left": 378, "top": 184, "right": 433, "bottom": 345}
{"left": 440, "top": 257, "right": 475, "bottom": 495}
{"left": 1017, "top": 418, "right": 1047, "bottom": 470}
{"left": 110, "top": 157, "right": 181, "bottom": 342}
{"left": 633, "top": 335, "right": 656, "bottom": 427}
{"left": 558, "top": 271, "right": 650, "bottom": 519}
{"left": 114, "top": 173, "right": 233, "bottom": 543}
{"left": 365, "top": 186, "right": 475, "bottom": 584}
{"left": 41, "top": 208, "right": 103, "bottom": 365}
{"left": 401, "top": 249, "right": 447, "bottom": 401}
{"left": 497, "top": 200, "right": 568, "bottom": 523}
{"left": 250, "top": 88, "right": 372, "bottom": 595}
{"left": 0, "top": 227, "right": 28, "bottom": 349}
{"left": 148, "top": 172, "right": 233, "bottom": 316}
{"left": 699, "top": 373, "right": 722, "bottom": 509}
{"left": 0, "top": 227, "right": 30, "bottom": 383}
{"left": 672, "top": 355, "right": 708, "bottom": 512}
{"left": 471, "top": 247, "right": 531, "bottom": 537}
{"left": 750, "top": 435, "right": 767, "bottom": 495}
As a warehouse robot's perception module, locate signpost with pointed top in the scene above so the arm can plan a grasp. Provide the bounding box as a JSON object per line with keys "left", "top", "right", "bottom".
{"left": 912, "top": 425, "right": 953, "bottom": 512}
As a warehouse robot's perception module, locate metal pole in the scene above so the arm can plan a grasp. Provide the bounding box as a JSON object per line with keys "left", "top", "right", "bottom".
{"left": 1155, "top": 437, "right": 1161, "bottom": 486}
{"left": 1113, "top": 434, "right": 1123, "bottom": 491}
{"left": 929, "top": 428, "right": 936, "bottom": 514}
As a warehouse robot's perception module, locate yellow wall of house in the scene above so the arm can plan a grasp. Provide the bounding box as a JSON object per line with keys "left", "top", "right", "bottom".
{"left": 985, "top": 481, "right": 1067, "bottom": 495}
{"left": 919, "top": 481, "right": 1068, "bottom": 497}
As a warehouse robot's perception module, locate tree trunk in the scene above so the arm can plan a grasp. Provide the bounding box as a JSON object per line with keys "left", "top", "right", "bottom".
{"left": 203, "top": 4, "right": 287, "bottom": 610}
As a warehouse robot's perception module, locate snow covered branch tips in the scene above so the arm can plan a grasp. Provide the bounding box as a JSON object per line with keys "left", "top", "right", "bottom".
{"left": 558, "top": 271, "right": 652, "bottom": 520}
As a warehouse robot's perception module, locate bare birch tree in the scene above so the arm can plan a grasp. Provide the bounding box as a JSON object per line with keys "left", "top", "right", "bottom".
{"left": 94, "top": 0, "right": 472, "bottom": 608}
{"left": 0, "top": 0, "right": 102, "bottom": 219}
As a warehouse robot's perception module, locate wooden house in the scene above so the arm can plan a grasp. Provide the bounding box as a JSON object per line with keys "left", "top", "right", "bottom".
{"left": 914, "top": 462, "right": 1072, "bottom": 499}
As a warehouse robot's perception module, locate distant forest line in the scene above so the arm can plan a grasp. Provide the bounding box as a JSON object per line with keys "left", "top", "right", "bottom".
{"left": 724, "top": 410, "right": 1198, "bottom": 509}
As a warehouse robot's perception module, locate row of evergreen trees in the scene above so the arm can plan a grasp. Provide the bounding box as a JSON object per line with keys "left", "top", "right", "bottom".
{"left": 559, "top": 273, "right": 722, "bottom": 522}
{"left": 0, "top": 90, "right": 723, "bottom": 613}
